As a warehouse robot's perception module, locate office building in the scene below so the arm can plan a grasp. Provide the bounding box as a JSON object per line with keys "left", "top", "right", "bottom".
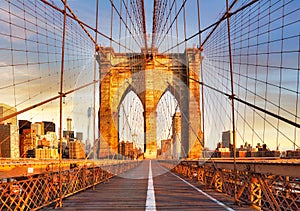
{"left": 172, "top": 112, "right": 181, "bottom": 158}
{"left": 0, "top": 124, "right": 20, "bottom": 158}
{"left": 0, "top": 103, "right": 17, "bottom": 125}
{"left": 222, "top": 130, "right": 233, "bottom": 148}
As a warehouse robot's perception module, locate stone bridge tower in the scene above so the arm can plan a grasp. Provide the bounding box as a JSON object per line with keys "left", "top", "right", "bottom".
{"left": 96, "top": 47, "right": 203, "bottom": 159}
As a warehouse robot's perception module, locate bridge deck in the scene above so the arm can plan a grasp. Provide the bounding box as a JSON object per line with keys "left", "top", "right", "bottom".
{"left": 43, "top": 160, "right": 254, "bottom": 211}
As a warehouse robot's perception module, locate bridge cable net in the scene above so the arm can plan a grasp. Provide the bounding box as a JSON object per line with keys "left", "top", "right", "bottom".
{"left": 153, "top": 0, "right": 300, "bottom": 154}
{"left": 0, "top": 0, "right": 147, "bottom": 157}
{"left": 201, "top": 0, "right": 300, "bottom": 152}
{"left": 0, "top": 0, "right": 96, "bottom": 159}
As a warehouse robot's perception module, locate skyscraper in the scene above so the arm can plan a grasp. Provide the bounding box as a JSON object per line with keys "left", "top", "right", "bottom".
{"left": 0, "top": 124, "right": 20, "bottom": 158}
{"left": 0, "top": 103, "right": 17, "bottom": 125}
{"left": 222, "top": 130, "right": 233, "bottom": 148}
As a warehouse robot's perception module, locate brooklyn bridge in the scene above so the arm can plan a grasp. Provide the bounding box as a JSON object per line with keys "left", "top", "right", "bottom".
{"left": 0, "top": 0, "right": 299, "bottom": 210}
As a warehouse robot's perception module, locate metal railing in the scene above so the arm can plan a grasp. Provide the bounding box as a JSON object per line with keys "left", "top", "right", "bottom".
{"left": 161, "top": 159, "right": 300, "bottom": 210}
{"left": 0, "top": 160, "right": 140, "bottom": 210}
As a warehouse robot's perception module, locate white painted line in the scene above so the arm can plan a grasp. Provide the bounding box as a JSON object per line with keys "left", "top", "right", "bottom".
{"left": 145, "top": 160, "right": 156, "bottom": 211}
{"left": 168, "top": 169, "right": 235, "bottom": 211}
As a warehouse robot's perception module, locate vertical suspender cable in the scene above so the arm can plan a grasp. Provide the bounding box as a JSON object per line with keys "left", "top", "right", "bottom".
{"left": 140, "top": 0, "right": 148, "bottom": 51}
{"left": 124, "top": 0, "right": 128, "bottom": 49}
{"left": 276, "top": 0, "right": 285, "bottom": 150}
{"left": 183, "top": 0, "right": 189, "bottom": 158}
{"left": 58, "top": 0, "right": 67, "bottom": 208}
{"left": 118, "top": 0, "right": 123, "bottom": 52}
{"left": 117, "top": 0, "right": 121, "bottom": 155}
{"left": 152, "top": 0, "right": 158, "bottom": 51}
{"left": 296, "top": 35, "right": 300, "bottom": 150}
{"left": 174, "top": 0, "right": 183, "bottom": 157}
{"left": 8, "top": 3, "right": 16, "bottom": 107}
{"left": 93, "top": 0, "right": 99, "bottom": 189}
{"left": 169, "top": 0, "right": 173, "bottom": 54}
{"left": 183, "top": 2, "right": 187, "bottom": 85}
{"left": 226, "top": 0, "right": 237, "bottom": 203}
{"left": 108, "top": 1, "right": 114, "bottom": 160}
{"left": 197, "top": 0, "right": 205, "bottom": 150}
{"left": 94, "top": 0, "right": 99, "bottom": 160}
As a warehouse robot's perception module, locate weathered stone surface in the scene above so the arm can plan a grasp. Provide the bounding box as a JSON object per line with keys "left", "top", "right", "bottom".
{"left": 96, "top": 47, "right": 203, "bottom": 159}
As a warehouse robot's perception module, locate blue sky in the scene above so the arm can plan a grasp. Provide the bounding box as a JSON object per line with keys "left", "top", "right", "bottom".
{"left": 65, "top": 0, "right": 226, "bottom": 48}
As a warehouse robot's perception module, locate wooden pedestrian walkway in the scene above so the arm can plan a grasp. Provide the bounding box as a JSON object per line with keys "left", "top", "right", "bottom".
{"left": 43, "top": 160, "right": 255, "bottom": 211}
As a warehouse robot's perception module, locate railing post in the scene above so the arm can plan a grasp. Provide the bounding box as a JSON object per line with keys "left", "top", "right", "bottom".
{"left": 214, "top": 171, "right": 223, "bottom": 192}
{"left": 250, "top": 175, "right": 261, "bottom": 208}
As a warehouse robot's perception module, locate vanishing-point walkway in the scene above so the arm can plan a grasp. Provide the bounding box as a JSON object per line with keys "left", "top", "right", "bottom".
{"left": 43, "top": 160, "right": 255, "bottom": 210}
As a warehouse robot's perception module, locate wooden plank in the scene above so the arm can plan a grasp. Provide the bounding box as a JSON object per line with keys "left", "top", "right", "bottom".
{"left": 42, "top": 160, "right": 255, "bottom": 210}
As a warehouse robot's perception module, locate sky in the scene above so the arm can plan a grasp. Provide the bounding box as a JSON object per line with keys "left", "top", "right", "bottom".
{"left": 66, "top": 0, "right": 225, "bottom": 34}
{"left": 64, "top": 0, "right": 226, "bottom": 50}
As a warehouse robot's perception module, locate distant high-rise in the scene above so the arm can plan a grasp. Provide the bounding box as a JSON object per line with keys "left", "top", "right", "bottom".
{"left": 161, "top": 139, "right": 172, "bottom": 159}
{"left": 67, "top": 118, "right": 72, "bottom": 131}
{"left": 31, "top": 123, "right": 42, "bottom": 136}
{"left": 125, "top": 141, "right": 133, "bottom": 157}
{"left": 43, "top": 121, "right": 55, "bottom": 134}
{"left": 119, "top": 141, "right": 125, "bottom": 156}
{"left": 0, "top": 103, "right": 17, "bottom": 125}
{"left": 20, "top": 128, "right": 37, "bottom": 158}
{"left": 19, "top": 120, "right": 55, "bottom": 135}
{"left": 222, "top": 130, "right": 233, "bottom": 148}
{"left": 0, "top": 124, "right": 20, "bottom": 158}
{"left": 172, "top": 112, "right": 182, "bottom": 159}
{"left": 76, "top": 132, "right": 83, "bottom": 141}
{"left": 63, "top": 118, "right": 74, "bottom": 146}
{"left": 18, "top": 120, "right": 31, "bottom": 134}
{"left": 118, "top": 141, "right": 134, "bottom": 158}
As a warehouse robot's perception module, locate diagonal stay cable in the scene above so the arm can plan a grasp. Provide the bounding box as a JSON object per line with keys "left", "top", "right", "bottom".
{"left": 40, "top": 0, "right": 134, "bottom": 52}
{"left": 109, "top": 0, "right": 143, "bottom": 49}
{"left": 160, "top": 0, "right": 259, "bottom": 54}
{"left": 190, "top": 77, "right": 300, "bottom": 129}
{"left": 156, "top": 0, "right": 187, "bottom": 49}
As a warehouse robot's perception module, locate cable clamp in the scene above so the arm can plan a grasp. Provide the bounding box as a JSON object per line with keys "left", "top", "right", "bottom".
{"left": 229, "top": 94, "right": 235, "bottom": 100}
{"left": 58, "top": 92, "right": 66, "bottom": 97}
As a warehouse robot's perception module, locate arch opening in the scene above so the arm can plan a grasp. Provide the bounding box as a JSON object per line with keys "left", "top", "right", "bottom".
{"left": 118, "top": 90, "right": 144, "bottom": 159}
{"left": 156, "top": 90, "right": 182, "bottom": 159}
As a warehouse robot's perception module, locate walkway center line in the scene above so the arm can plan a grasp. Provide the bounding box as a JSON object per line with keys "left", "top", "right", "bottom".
{"left": 166, "top": 167, "right": 235, "bottom": 211}
{"left": 145, "top": 160, "right": 156, "bottom": 211}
